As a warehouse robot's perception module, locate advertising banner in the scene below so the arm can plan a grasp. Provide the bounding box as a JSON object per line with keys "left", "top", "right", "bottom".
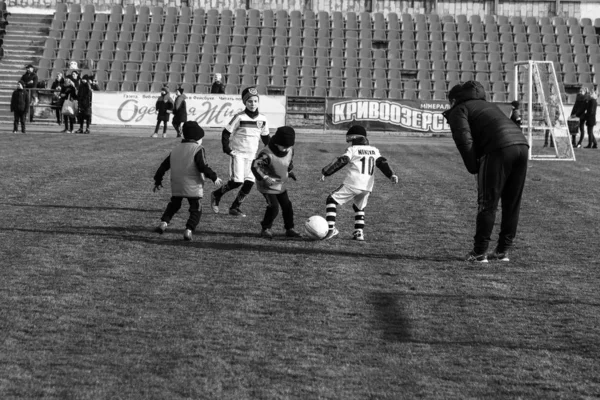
{"left": 326, "top": 98, "right": 514, "bottom": 133}
{"left": 92, "top": 92, "right": 287, "bottom": 128}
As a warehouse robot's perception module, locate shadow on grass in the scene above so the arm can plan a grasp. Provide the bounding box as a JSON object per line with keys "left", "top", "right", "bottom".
{"left": 0, "top": 202, "right": 161, "bottom": 213}
{"left": 368, "top": 291, "right": 412, "bottom": 342}
{"left": 0, "top": 225, "right": 454, "bottom": 262}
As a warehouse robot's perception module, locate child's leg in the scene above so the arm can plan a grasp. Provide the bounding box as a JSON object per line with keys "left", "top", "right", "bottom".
{"left": 185, "top": 198, "right": 202, "bottom": 231}
{"left": 325, "top": 194, "right": 339, "bottom": 230}
{"left": 13, "top": 112, "right": 18, "bottom": 132}
{"left": 353, "top": 204, "right": 365, "bottom": 232}
{"left": 20, "top": 113, "right": 26, "bottom": 133}
{"left": 231, "top": 180, "right": 254, "bottom": 210}
{"left": 154, "top": 120, "right": 161, "bottom": 134}
{"left": 277, "top": 191, "right": 294, "bottom": 230}
{"left": 261, "top": 193, "right": 279, "bottom": 229}
{"left": 85, "top": 115, "right": 91, "bottom": 130}
{"left": 161, "top": 196, "right": 183, "bottom": 223}
{"left": 162, "top": 120, "right": 168, "bottom": 134}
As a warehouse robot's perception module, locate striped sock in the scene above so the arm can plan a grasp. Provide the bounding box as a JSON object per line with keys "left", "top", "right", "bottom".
{"left": 353, "top": 204, "right": 365, "bottom": 231}
{"left": 326, "top": 200, "right": 337, "bottom": 230}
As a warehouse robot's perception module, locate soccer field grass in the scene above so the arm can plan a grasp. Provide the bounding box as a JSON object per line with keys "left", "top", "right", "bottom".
{"left": 1, "top": 130, "right": 599, "bottom": 399}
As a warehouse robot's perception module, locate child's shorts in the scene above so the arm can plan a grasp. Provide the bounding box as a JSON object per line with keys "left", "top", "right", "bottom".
{"left": 229, "top": 152, "right": 255, "bottom": 183}
{"left": 330, "top": 184, "right": 370, "bottom": 209}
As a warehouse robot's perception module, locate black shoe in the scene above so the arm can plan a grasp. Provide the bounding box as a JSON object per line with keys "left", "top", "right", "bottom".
{"left": 260, "top": 228, "right": 273, "bottom": 239}
{"left": 75, "top": 129, "right": 84, "bottom": 134}
{"left": 584, "top": 144, "right": 592, "bottom": 148}
{"left": 229, "top": 207, "right": 246, "bottom": 217}
{"left": 593, "top": 144, "right": 598, "bottom": 149}
{"left": 285, "top": 228, "right": 302, "bottom": 238}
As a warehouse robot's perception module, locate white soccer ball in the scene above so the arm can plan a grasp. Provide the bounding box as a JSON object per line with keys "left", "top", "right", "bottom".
{"left": 304, "top": 215, "right": 329, "bottom": 240}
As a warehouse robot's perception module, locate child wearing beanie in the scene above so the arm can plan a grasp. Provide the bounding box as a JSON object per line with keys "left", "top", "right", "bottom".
{"left": 153, "top": 121, "right": 223, "bottom": 241}
{"left": 319, "top": 125, "right": 399, "bottom": 241}
{"left": 251, "top": 126, "right": 301, "bottom": 239}
{"left": 211, "top": 87, "right": 270, "bottom": 217}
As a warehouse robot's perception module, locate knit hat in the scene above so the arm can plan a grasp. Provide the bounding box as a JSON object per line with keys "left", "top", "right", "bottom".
{"left": 82, "top": 74, "right": 90, "bottom": 80}
{"left": 448, "top": 84, "right": 463, "bottom": 101}
{"left": 346, "top": 125, "right": 367, "bottom": 141}
{"left": 511, "top": 100, "right": 520, "bottom": 108}
{"left": 272, "top": 126, "right": 296, "bottom": 147}
{"left": 242, "top": 87, "right": 259, "bottom": 103}
{"left": 25, "top": 64, "right": 34, "bottom": 69}
{"left": 17, "top": 80, "right": 25, "bottom": 87}
{"left": 182, "top": 121, "right": 205, "bottom": 141}
{"left": 176, "top": 86, "right": 184, "bottom": 94}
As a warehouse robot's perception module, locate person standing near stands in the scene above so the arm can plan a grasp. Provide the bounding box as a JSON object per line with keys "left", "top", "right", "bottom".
{"left": 210, "top": 73, "right": 226, "bottom": 94}
{"left": 443, "top": 81, "right": 529, "bottom": 263}
{"left": 20, "top": 64, "right": 38, "bottom": 104}
{"left": 584, "top": 91, "right": 598, "bottom": 149}
{"left": 571, "top": 86, "right": 589, "bottom": 148}
{"left": 151, "top": 86, "right": 173, "bottom": 138}
{"left": 10, "top": 80, "right": 29, "bottom": 134}
{"left": 59, "top": 78, "right": 78, "bottom": 134}
{"left": 75, "top": 75, "right": 94, "bottom": 134}
{"left": 172, "top": 86, "right": 188, "bottom": 138}
{"left": 50, "top": 72, "right": 64, "bottom": 125}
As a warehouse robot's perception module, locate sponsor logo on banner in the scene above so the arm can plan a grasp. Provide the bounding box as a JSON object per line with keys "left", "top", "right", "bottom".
{"left": 326, "top": 98, "right": 452, "bottom": 133}
{"left": 92, "top": 93, "right": 286, "bottom": 128}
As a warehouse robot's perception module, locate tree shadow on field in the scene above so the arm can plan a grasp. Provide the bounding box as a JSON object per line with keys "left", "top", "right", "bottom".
{"left": 0, "top": 225, "right": 448, "bottom": 262}
{"left": 368, "top": 291, "right": 412, "bottom": 342}
{"left": 0, "top": 202, "right": 161, "bottom": 213}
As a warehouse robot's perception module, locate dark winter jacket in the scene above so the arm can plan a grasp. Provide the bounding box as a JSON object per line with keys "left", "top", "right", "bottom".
{"left": 443, "top": 81, "right": 529, "bottom": 174}
{"left": 60, "top": 85, "right": 77, "bottom": 103}
{"left": 78, "top": 82, "right": 93, "bottom": 116}
{"left": 586, "top": 98, "right": 597, "bottom": 126}
{"left": 10, "top": 88, "right": 29, "bottom": 113}
{"left": 571, "top": 93, "right": 589, "bottom": 119}
{"left": 155, "top": 93, "right": 173, "bottom": 122}
{"left": 172, "top": 94, "right": 187, "bottom": 124}
{"left": 210, "top": 81, "right": 226, "bottom": 94}
{"left": 20, "top": 71, "right": 38, "bottom": 89}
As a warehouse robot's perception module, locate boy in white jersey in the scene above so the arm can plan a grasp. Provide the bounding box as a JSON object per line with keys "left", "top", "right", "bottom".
{"left": 211, "top": 87, "right": 270, "bottom": 217}
{"left": 319, "top": 125, "right": 398, "bottom": 241}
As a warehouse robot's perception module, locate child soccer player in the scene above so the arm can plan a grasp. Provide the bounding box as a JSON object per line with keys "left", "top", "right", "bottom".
{"left": 153, "top": 121, "right": 223, "bottom": 241}
{"left": 210, "top": 87, "right": 270, "bottom": 217}
{"left": 319, "top": 125, "right": 398, "bottom": 241}
{"left": 251, "top": 126, "right": 301, "bottom": 239}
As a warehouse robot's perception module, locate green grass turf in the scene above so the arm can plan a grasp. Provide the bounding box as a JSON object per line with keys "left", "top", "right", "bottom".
{"left": 1, "top": 132, "right": 599, "bottom": 399}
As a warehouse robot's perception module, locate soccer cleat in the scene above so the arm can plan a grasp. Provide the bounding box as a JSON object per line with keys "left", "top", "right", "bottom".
{"left": 210, "top": 191, "right": 220, "bottom": 213}
{"left": 260, "top": 228, "right": 273, "bottom": 239}
{"left": 352, "top": 229, "right": 365, "bottom": 241}
{"left": 489, "top": 249, "right": 510, "bottom": 262}
{"left": 154, "top": 221, "right": 168, "bottom": 234}
{"left": 466, "top": 251, "right": 488, "bottom": 263}
{"left": 151, "top": 133, "right": 158, "bottom": 138}
{"left": 229, "top": 207, "right": 246, "bottom": 217}
{"left": 183, "top": 229, "right": 193, "bottom": 241}
{"left": 323, "top": 227, "right": 339, "bottom": 240}
{"left": 285, "top": 228, "right": 302, "bottom": 238}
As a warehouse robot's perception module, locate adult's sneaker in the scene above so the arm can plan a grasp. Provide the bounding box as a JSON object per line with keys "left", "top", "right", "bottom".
{"left": 151, "top": 133, "right": 158, "bottom": 138}
{"left": 323, "top": 227, "right": 339, "bottom": 240}
{"left": 210, "top": 191, "right": 220, "bottom": 213}
{"left": 154, "top": 221, "right": 168, "bottom": 234}
{"left": 466, "top": 251, "right": 488, "bottom": 263}
{"left": 285, "top": 228, "right": 302, "bottom": 238}
{"left": 229, "top": 207, "right": 246, "bottom": 217}
{"left": 489, "top": 249, "right": 510, "bottom": 262}
{"left": 352, "top": 229, "right": 365, "bottom": 241}
{"left": 183, "top": 229, "right": 193, "bottom": 241}
{"left": 260, "top": 228, "right": 273, "bottom": 239}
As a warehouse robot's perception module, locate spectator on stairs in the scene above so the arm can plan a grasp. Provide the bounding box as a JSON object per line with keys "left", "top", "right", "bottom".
{"left": 20, "top": 64, "right": 38, "bottom": 104}
{"left": 210, "top": 73, "right": 226, "bottom": 94}
{"left": 10, "top": 80, "right": 29, "bottom": 134}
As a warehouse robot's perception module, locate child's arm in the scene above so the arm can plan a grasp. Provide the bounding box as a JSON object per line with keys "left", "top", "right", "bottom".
{"left": 251, "top": 152, "right": 276, "bottom": 185}
{"left": 221, "top": 128, "right": 233, "bottom": 155}
{"left": 193, "top": 148, "right": 222, "bottom": 186}
{"left": 287, "top": 149, "right": 297, "bottom": 181}
{"left": 376, "top": 156, "right": 399, "bottom": 183}
{"left": 153, "top": 155, "right": 171, "bottom": 191}
{"left": 321, "top": 155, "right": 350, "bottom": 178}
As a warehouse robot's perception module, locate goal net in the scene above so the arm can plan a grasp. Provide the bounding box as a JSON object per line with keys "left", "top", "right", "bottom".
{"left": 514, "top": 60, "right": 576, "bottom": 161}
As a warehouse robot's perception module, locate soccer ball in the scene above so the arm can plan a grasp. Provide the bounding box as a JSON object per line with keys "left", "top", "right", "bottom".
{"left": 304, "top": 215, "right": 329, "bottom": 240}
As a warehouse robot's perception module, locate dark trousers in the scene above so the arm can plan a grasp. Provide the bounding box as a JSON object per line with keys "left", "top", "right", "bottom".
{"left": 64, "top": 116, "right": 75, "bottom": 131}
{"left": 13, "top": 112, "right": 26, "bottom": 133}
{"left": 79, "top": 114, "right": 91, "bottom": 130}
{"left": 577, "top": 118, "right": 586, "bottom": 144}
{"left": 261, "top": 191, "right": 294, "bottom": 230}
{"left": 173, "top": 120, "right": 183, "bottom": 136}
{"left": 54, "top": 106, "right": 62, "bottom": 124}
{"left": 155, "top": 120, "right": 168, "bottom": 134}
{"left": 586, "top": 124, "right": 597, "bottom": 146}
{"left": 161, "top": 196, "right": 202, "bottom": 231}
{"left": 474, "top": 144, "right": 528, "bottom": 254}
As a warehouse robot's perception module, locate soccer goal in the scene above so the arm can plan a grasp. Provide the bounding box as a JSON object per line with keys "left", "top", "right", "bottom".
{"left": 514, "top": 60, "right": 576, "bottom": 161}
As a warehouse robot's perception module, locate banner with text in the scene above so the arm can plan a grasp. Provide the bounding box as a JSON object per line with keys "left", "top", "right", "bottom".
{"left": 92, "top": 92, "right": 287, "bottom": 128}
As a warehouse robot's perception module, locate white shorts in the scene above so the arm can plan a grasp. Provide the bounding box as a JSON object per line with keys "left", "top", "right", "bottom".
{"left": 330, "top": 185, "right": 370, "bottom": 209}
{"left": 229, "top": 153, "right": 255, "bottom": 183}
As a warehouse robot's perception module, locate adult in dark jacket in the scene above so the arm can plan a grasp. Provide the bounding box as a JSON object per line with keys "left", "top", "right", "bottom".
{"left": 584, "top": 91, "right": 598, "bottom": 148}
{"left": 75, "top": 75, "right": 94, "bottom": 134}
{"left": 20, "top": 64, "right": 38, "bottom": 104}
{"left": 10, "top": 80, "right": 29, "bottom": 133}
{"left": 570, "top": 86, "right": 589, "bottom": 148}
{"left": 151, "top": 87, "right": 174, "bottom": 138}
{"left": 443, "top": 81, "right": 529, "bottom": 263}
{"left": 59, "top": 78, "right": 78, "bottom": 133}
{"left": 210, "top": 73, "right": 226, "bottom": 94}
{"left": 172, "top": 86, "right": 188, "bottom": 138}
{"left": 50, "top": 72, "right": 65, "bottom": 125}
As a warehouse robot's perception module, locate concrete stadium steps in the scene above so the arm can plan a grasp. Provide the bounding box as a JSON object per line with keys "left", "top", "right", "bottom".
{"left": 0, "top": 12, "right": 51, "bottom": 123}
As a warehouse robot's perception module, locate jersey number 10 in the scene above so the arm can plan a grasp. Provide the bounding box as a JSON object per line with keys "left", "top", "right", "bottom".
{"left": 360, "top": 156, "right": 375, "bottom": 175}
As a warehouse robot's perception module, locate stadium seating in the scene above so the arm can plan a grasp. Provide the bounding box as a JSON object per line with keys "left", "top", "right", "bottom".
{"left": 36, "top": 5, "right": 600, "bottom": 101}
